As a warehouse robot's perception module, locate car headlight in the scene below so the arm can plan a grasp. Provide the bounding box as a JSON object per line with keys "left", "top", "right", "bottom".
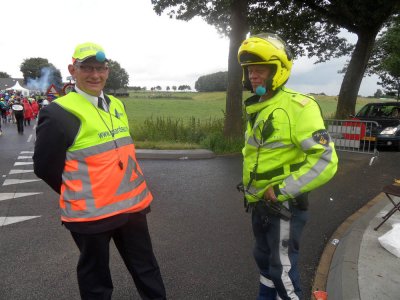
{"left": 380, "top": 126, "right": 399, "bottom": 135}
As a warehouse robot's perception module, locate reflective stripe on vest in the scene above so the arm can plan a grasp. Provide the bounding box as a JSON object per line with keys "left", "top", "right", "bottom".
{"left": 54, "top": 93, "right": 152, "bottom": 222}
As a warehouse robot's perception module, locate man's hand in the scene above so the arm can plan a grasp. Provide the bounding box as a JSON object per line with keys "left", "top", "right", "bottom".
{"left": 264, "top": 186, "right": 277, "bottom": 202}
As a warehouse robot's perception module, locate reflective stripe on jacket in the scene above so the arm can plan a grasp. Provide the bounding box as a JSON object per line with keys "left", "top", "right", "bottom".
{"left": 54, "top": 92, "right": 152, "bottom": 222}
{"left": 242, "top": 87, "right": 338, "bottom": 203}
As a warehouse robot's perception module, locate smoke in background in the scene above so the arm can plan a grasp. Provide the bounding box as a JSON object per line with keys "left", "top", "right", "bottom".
{"left": 26, "top": 67, "right": 55, "bottom": 92}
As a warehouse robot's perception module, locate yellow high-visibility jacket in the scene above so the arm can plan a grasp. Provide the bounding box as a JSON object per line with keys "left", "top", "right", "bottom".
{"left": 242, "top": 87, "right": 338, "bottom": 203}
{"left": 54, "top": 92, "right": 152, "bottom": 222}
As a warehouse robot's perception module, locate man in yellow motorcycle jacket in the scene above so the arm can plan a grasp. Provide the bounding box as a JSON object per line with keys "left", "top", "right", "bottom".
{"left": 238, "top": 33, "right": 338, "bottom": 300}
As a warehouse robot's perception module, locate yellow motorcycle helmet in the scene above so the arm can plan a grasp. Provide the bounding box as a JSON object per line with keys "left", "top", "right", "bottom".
{"left": 238, "top": 33, "right": 293, "bottom": 92}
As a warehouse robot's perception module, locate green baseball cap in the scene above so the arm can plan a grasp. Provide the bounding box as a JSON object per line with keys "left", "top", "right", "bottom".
{"left": 72, "top": 42, "right": 108, "bottom": 63}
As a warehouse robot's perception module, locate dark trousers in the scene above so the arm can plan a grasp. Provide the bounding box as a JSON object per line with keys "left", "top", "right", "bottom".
{"left": 15, "top": 113, "right": 24, "bottom": 133}
{"left": 70, "top": 213, "right": 166, "bottom": 300}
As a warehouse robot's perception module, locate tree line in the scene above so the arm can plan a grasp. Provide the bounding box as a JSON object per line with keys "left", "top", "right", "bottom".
{"left": 149, "top": 85, "right": 192, "bottom": 91}
{"left": 128, "top": 85, "right": 192, "bottom": 91}
{"left": 0, "top": 60, "right": 194, "bottom": 94}
{"left": 0, "top": 58, "right": 130, "bottom": 95}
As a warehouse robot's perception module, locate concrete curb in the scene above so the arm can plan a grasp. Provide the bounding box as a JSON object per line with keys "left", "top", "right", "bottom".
{"left": 135, "top": 149, "right": 216, "bottom": 160}
{"left": 311, "top": 192, "right": 386, "bottom": 299}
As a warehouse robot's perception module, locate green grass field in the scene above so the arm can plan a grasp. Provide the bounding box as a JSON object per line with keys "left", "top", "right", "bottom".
{"left": 122, "top": 92, "right": 227, "bottom": 131}
{"left": 121, "top": 91, "right": 379, "bottom": 130}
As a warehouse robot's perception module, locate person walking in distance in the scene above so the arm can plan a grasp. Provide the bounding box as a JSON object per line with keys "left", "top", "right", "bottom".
{"left": 33, "top": 42, "right": 166, "bottom": 300}
{"left": 0, "top": 98, "right": 6, "bottom": 135}
{"left": 237, "top": 33, "right": 338, "bottom": 300}
{"left": 22, "top": 97, "right": 34, "bottom": 126}
{"left": 30, "top": 98, "right": 40, "bottom": 120}
{"left": 12, "top": 98, "right": 24, "bottom": 134}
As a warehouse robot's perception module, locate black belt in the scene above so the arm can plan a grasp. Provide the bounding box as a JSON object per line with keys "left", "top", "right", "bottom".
{"left": 250, "top": 161, "right": 305, "bottom": 181}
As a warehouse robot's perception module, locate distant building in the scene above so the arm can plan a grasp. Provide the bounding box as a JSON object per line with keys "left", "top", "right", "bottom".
{"left": 0, "top": 78, "right": 31, "bottom": 96}
{"left": 0, "top": 78, "right": 26, "bottom": 90}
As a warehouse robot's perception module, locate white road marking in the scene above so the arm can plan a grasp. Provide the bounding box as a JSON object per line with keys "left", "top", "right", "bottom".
{"left": 0, "top": 149, "right": 43, "bottom": 227}
{"left": 14, "top": 162, "right": 33, "bottom": 166}
{"left": 17, "top": 156, "right": 32, "bottom": 159}
{"left": 27, "top": 134, "right": 33, "bottom": 143}
{"left": 0, "top": 192, "right": 42, "bottom": 202}
{"left": 2, "top": 178, "right": 41, "bottom": 186}
{"left": 9, "top": 169, "right": 34, "bottom": 174}
{"left": 0, "top": 216, "right": 41, "bottom": 227}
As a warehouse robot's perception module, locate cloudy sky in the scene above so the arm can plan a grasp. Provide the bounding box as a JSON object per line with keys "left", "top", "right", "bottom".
{"left": 2, "top": 0, "right": 379, "bottom": 96}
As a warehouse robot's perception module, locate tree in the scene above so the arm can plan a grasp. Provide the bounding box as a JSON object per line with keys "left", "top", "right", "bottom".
{"left": 20, "top": 57, "right": 63, "bottom": 91}
{"left": 247, "top": 1, "right": 353, "bottom": 62}
{"left": 292, "top": 0, "right": 400, "bottom": 117}
{"left": 0, "top": 71, "right": 11, "bottom": 78}
{"left": 178, "top": 84, "right": 191, "bottom": 91}
{"left": 166, "top": 86, "right": 170, "bottom": 91}
{"left": 374, "top": 89, "right": 384, "bottom": 98}
{"left": 104, "top": 59, "right": 129, "bottom": 93}
{"left": 172, "top": 85, "right": 177, "bottom": 91}
{"left": 20, "top": 57, "right": 49, "bottom": 81}
{"left": 369, "top": 16, "right": 400, "bottom": 100}
{"left": 195, "top": 71, "right": 228, "bottom": 91}
{"left": 379, "top": 75, "right": 400, "bottom": 100}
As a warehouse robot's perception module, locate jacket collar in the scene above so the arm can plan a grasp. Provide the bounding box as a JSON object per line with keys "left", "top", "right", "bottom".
{"left": 245, "top": 88, "right": 284, "bottom": 114}
{"left": 72, "top": 86, "right": 110, "bottom": 106}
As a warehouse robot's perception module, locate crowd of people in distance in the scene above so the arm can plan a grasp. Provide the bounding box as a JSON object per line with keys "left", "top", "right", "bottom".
{"left": 0, "top": 89, "right": 50, "bottom": 135}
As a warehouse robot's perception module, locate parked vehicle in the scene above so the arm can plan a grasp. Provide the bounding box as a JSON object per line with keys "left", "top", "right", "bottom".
{"left": 354, "top": 102, "right": 400, "bottom": 150}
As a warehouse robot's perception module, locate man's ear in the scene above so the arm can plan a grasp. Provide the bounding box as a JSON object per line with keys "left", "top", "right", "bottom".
{"left": 68, "top": 64, "right": 75, "bottom": 77}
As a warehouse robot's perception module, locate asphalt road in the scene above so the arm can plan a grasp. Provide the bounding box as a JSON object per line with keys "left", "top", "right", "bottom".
{"left": 0, "top": 120, "right": 399, "bottom": 300}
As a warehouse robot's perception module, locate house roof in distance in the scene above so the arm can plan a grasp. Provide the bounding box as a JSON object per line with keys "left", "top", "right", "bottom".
{"left": 0, "top": 78, "right": 26, "bottom": 90}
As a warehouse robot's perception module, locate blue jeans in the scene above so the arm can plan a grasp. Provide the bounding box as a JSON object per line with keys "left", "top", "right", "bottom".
{"left": 252, "top": 201, "right": 308, "bottom": 300}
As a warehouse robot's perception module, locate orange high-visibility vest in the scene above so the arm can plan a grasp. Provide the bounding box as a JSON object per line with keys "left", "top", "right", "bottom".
{"left": 54, "top": 92, "right": 152, "bottom": 222}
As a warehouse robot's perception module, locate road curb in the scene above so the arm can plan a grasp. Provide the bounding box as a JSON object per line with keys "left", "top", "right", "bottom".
{"left": 311, "top": 192, "right": 386, "bottom": 298}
